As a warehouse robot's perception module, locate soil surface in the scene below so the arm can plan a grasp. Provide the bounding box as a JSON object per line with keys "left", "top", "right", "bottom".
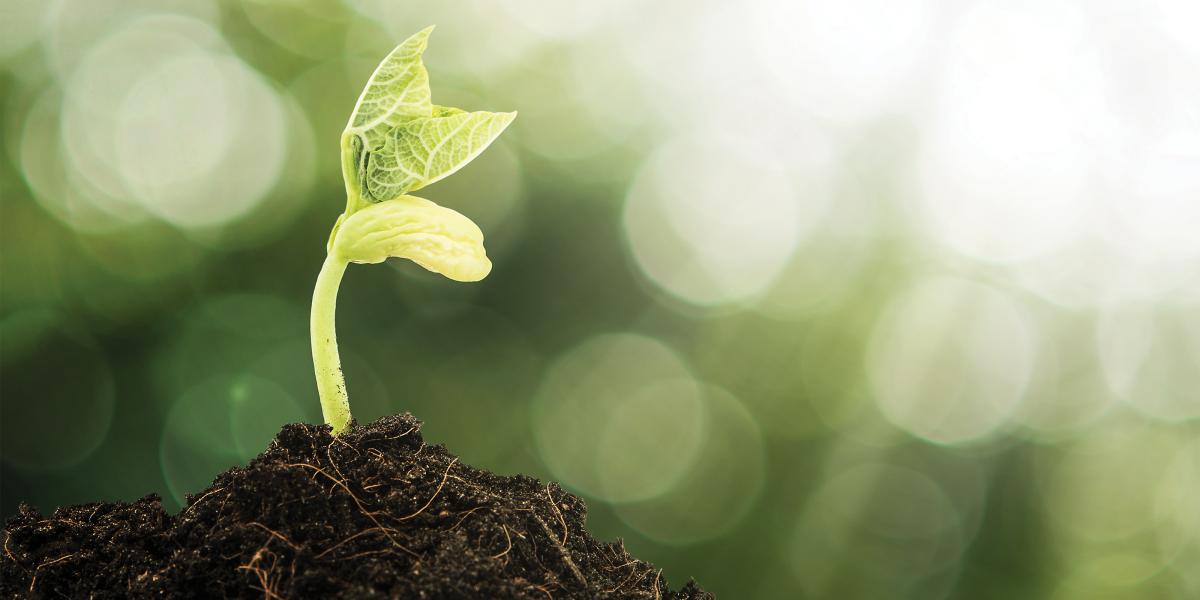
{"left": 1, "top": 414, "right": 711, "bottom": 599}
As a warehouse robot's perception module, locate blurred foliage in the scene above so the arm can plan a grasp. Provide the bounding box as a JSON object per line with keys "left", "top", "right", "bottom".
{"left": 2, "top": 1, "right": 1198, "bottom": 598}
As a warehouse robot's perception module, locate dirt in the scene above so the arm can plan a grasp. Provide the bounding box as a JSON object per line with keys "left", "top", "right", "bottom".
{"left": 1, "top": 414, "right": 712, "bottom": 599}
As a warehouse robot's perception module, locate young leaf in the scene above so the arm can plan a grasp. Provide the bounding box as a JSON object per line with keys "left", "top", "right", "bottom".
{"left": 345, "top": 26, "right": 434, "bottom": 133}
{"left": 360, "top": 110, "right": 517, "bottom": 202}
{"left": 333, "top": 195, "right": 491, "bottom": 282}
{"left": 339, "top": 27, "right": 515, "bottom": 213}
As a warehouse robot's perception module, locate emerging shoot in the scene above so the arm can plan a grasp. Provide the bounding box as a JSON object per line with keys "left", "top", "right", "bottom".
{"left": 312, "top": 26, "right": 515, "bottom": 434}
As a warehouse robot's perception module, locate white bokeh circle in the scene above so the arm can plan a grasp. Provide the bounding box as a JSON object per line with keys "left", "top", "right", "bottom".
{"left": 623, "top": 133, "right": 818, "bottom": 306}
{"left": 868, "top": 277, "right": 1035, "bottom": 444}
{"left": 530, "top": 333, "right": 704, "bottom": 502}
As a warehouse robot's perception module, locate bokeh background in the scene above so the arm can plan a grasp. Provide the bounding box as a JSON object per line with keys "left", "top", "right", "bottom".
{"left": 2, "top": 0, "right": 1199, "bottom": 598}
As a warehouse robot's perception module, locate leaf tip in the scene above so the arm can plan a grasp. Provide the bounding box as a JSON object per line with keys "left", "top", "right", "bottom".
{"left": 399, "top": 25, "right": 435, "bottom": 54}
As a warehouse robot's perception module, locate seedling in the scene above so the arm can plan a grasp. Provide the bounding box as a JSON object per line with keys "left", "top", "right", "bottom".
{"left": 311, "top": 26, "right": 515, "bottom": 434}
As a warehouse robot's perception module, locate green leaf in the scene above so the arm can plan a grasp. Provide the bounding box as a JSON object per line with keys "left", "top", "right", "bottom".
{"left": 345, "top": 26, "right": 434, "bottom": 133}
{"left": 360, "top": 110, "right": 516, "bottom": 202}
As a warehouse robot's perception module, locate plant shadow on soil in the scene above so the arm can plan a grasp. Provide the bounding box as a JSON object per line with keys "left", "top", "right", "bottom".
{"left": 1, "top": 414, "right": 711, "bottom": 599}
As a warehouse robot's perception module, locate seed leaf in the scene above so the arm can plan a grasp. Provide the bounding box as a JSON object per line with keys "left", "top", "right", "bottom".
{"left": 333, "top": 196, "right": 491, "bottom": 282}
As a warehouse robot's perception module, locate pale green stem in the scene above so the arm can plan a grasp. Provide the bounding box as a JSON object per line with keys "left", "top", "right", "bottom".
{"left": 311, "top": 252, "right": 352, "bottom": 434}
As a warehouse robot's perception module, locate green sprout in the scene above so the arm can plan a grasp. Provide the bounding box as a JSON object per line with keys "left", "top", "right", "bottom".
{"left": 312, "top": 26, "right": 515, "bottom": 435}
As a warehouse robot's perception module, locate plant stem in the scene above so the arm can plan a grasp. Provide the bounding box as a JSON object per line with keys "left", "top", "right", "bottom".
{"left": 311, "top": 252, "right": 352, "bottom": 434}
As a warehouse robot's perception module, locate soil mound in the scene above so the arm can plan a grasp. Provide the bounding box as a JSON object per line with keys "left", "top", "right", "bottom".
{"left": 2, "top": 414, "right": 711, "bottom": 599}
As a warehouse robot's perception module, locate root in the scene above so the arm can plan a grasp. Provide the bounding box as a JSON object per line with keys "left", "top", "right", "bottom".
{"left": 284, "top": 462, "right": 419, "bottom": 560}
{"left": 246, "top": 522, "right": 298, "bottom": 550}
{"left": 286, "top": 462, "right": 347, "bottom": 498}
{"left": 545, "top": 484, "right": 568, "bottom": 546}
{"left": 38, "top": 517, "right": 84, "bottom": 527}
{"left": 327, "top": 435, "right": 360, "bottom": 458}
{"left": 488, "top": 524, "right": 513, "bottom": 560}
{"left": 380, "top": 424, "right": 418, "bottom": 441}
{"left": 602, "top": 560, "right": 637, "bottom": 572}
{"left": 29, "top": 554, "right": 75, "bottom": 592}
{"left": 605, "top": 540, "right": 630, "bottom": 563}
{"left": 182, "top": 487, "right": 225, "bottom": 516}
{"left": 397, "top": 458, "right": 458, "bottom": 521}
{"left": 532, "top": 514, "right": 586, "bottom": 586}
{"left": 449, "top": 506, "right": 489, "bottom": 530}
{"left": 599, "top": 564, "right": 640, "bottom": 594}
{"left": 314, "top": 526, "right": 403, "bottom": 560}
{"left": 237, "top": 546, "right": 286, "bottom": 600}
{"left": 38, "top": 554, "right": 75, "bottom": 567}
{"left": 3, "top": 533, "right": 25, "bottom": 572}
{"left": 516, "top": 577, "right": 556, "bottom": 600}
{"left": 360, "top": 472, "right": 386, "bottom": 492}
{"left": 325, "top": 447, "right": 350, "bottom": 483}
{"left": 338, "top": 548, "right": 399, "bottom": 561}
{"left": 532, "top": 583, "right": 554, "bottom": 600}
{"left": 285, "top": 462, "right": 376, "bottom": 517}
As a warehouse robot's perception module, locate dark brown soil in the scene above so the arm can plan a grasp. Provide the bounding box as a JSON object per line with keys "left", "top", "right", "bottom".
{"left": 1, "top": 414, "right": 711, "bottom": 599}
